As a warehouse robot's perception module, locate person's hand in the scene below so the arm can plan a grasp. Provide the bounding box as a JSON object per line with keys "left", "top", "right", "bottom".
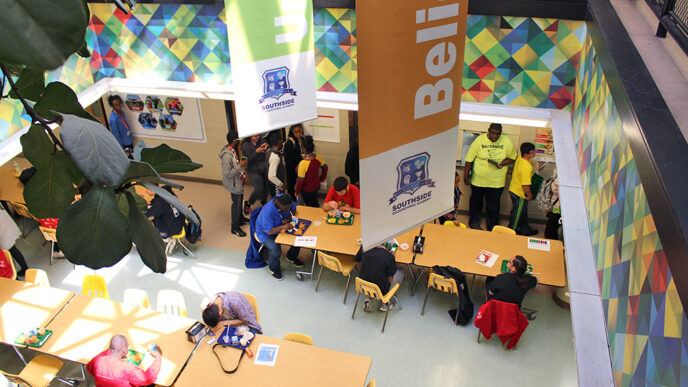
{"left": 153, "top": 345, "right": 162, "bottom": 358}
{"left": 339, "top": 205, "right": 351, "bottom": 212}
{"left": 239, "top": 159, "right": 248, "bottom": 167}
{"left": 284, "top": 223, "right": 294, "bottom": 231}
{"left": 464, "top": 176, "right": 471, "bottom": 186}
{"left": 256, "top": 144, "right": 267, "bottom": 153}
{"left": 453, "top": 219, "right": 462, "bottom": 226}
{"left": 497, "top": 162, "right": 504, "bottom": 169}
{"left": 281, "top": 218, "right": 290, "bottom": 224}
{"left": 278, "top": 185, "right": 284, "bottom": 192}
{"left": 327, "top": 201, "right": 339, "bottom": 209}
{"left": 526, "top": 193, "right": 533, "bottom": 201}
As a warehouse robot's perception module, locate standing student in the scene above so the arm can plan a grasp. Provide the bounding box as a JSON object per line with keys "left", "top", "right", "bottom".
{"left": 266, "top": 132, "right": 286, "bottom": 198}
{"left": 464, "top": 123, "right": 517, "bottom": 231}
{"left": 508, "top": 142, "right": 538, "bottom": 236}
{"left": 220, "top": 131, "right": 249, "bottom": 237}
{"left": 283, "top": 124, "right": 304, "bottom": 199}
{"left": 295, "top": 136, "right": 328, "bottom": 207}
{"left": 345, "top": 136, "right": 360, "bottom": 186}
{"left": 544, "top": 169, "right": 561, "bottom": 240}
{"left": 107, "top": 95, "right": 134, "bottom": 158}
{"left": 241, "top": 135, "right": 269, "bottom": 216}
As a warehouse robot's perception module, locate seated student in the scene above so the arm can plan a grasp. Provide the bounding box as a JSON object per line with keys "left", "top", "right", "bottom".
{"left": 438, "top": 172, "right": 462, "bottom": 225}
{"left": 354, "top": 246, "right": 404, "bottom": 312}
{"left": 201, "top": 292, "right": 262, "bottom": 334}
{"left": 322, "top": 176, "right": 361, "bottom": 214}
{"left": 145, "top": 186, "right": 184, "bottom": 238}
{"left": 255, "top": 194, "right": 304, "bottom": 280}
{"left": 86, "top": 334, "right": 162, "bottom": 387}
{"left": 486, "top": 255, "right": 537, "bottom": 307}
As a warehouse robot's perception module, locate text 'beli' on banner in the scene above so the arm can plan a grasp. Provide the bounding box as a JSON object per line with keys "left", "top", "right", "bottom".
{"left": 226, "top": 0, "right": 317, "bottom": 137}
{"left": 357, "top": 0, "right": 468, "bottom": 250}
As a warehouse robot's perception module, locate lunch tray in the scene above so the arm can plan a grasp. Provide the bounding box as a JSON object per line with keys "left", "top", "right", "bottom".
{"left": 326, "top": 214, "right": 354, "bottom": 225}
{"left": 500, "top": 259, "right": 533, "bottom": 274}
{"left": 126, "top": 349, "right": 145, "bottom": 366}
{"left": 285, "top": 219, "right": 311, "bottom": 235}
{"left": 14, "top": 329, "right": 52, "bottom": 347}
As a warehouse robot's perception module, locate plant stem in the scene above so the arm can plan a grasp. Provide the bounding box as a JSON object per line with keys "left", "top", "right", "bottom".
{"left": 0, "top": 64, "right": 64, "bottom": 151}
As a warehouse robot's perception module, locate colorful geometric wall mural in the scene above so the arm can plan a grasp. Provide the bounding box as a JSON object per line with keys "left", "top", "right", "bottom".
{"left": 572, "top": 34, "right": 688, "bottom": 386}
{"left": 314, "top": 8, "right": 357, "bottom": 94}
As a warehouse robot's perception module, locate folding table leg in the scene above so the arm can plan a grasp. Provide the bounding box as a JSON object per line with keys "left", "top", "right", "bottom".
{"left": 296, "top": 250, "right": 318, "bottom": 280}
{"left": 411, "top": 267, "right": 427, "bottom": 296}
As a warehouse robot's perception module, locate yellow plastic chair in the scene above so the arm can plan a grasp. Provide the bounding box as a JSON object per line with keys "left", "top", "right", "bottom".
{"left": 165, "top": 228, "right": 194, "bottom": 258}
{"left": 315, "top": 251, "right": 357, "bottom": 304}
{"left": 156, "top": 290, "right": 188, "bottom": 317}
{"left": 24, "top": 269, "right": 50, "bottom": 287}
{"left": 38, "top": 227, "right": 59, "bottom": 265}
{"left": 351, "top": 278, "right": 400, "bottom": 333}
{"left": 443, "top": 220, "right": 467, "bottom": 228}
{"left": 0, "top": 354, "right": 63, "bottom": 387}
{"left": 367, "top": 379, "right": 376, "bottom": 387}
{"left": 123, "top": 289, "right": 151, "bottom": 309}
{"left": 421, "top": 272, "right": 461, "bottom": 325}
{"left": 82, "top": 275, "right": 109, "bottom": 299}
{"left": 492, "top": 225, "right": 516, "bottom": 235}
{"left": 11, "top": 202, "right": 40, "bottom": 237}
{"left": 284, "top": 332, "right": 313, "bottom": 346}
{"left": 240, "top": 292, "right": 260, "bottom": 324}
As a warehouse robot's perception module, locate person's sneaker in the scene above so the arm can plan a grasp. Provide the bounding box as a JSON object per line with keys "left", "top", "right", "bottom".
{"left": 363, "top": 299, "right": 373, "bottom": 312}
{"left": 269, "top": 269, "right": 284, "bottom": 281}
{"left": 243, "top": 201, "right": 252, "bottom": 217}
{"left": 231, "top": 228, "right": 246, "bottom": 237}
{"left": 468, "top": 222, "right": 484, "bottom": 230}
{"left": 285, "top": 256, "right": 305, "bottom": 268}
{"left": 380, "top": 296, "right": 400, "bottom": 312}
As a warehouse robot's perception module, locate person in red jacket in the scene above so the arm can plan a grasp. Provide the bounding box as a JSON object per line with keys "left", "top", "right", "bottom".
{"left": 86, "top": 335, "right": 162, "bottom": 387}
{"left": 294, "top": 136, "right": 328, "bottom": 207}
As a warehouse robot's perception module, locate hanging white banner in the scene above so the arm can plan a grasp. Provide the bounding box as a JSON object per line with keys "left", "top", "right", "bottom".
{"left": 226, "top": 0, "right": 317, "bottom": 137}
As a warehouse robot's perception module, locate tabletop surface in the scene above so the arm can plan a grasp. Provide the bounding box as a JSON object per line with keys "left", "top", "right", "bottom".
{"left": 0, "top": 278, "right": 74, "bottom": 343}
{"left": 393, "top": 227, "right": 422, "bottom": 265}
{"left": 0, "top": 166, "right": 25, "bottom": 204}
{"left": 276, "top": 206, "right": 362, "bottom": 256}
{"left": 37, "top": 294, "right": 198, "bottom": 386}
{"left": 175, "top": 333, "right": 371, "bottom": 386}
{"left": 415, "top": 223, "right": 567, "bottom": 286}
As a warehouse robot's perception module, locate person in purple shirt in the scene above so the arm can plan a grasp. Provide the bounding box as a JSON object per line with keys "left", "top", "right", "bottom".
{"left": 255, "top": 194, "right": 304, "bottom": 280}
{"left": 202, "top": 291, "right": 262, "bottom": 334}
{"left": 108, "top": 95, "right": 135, "bottom": 158}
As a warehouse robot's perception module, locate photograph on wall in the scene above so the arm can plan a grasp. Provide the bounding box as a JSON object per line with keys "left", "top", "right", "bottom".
{"left": 303, "top": 108, "right": 340, "bottom": 143}
{"left": 106, "top": 93, "right": 206, "bottom": 142}
{"left": 165, "top": 98, "right": 183, "bottom": 115}
{"left": 146, "top": 96, "right": 164, "bottom": 113}
{"left": 125, "top": 95, "right": 144, "bottom": 111}
{"left": 534, "top": 128, "right": 555, "bottom": 162}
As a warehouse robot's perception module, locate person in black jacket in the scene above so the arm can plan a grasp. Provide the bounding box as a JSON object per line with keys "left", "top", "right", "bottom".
{"left": 145, "top": 186, "right": 184, "bottom": 238}
{"left": 283, "top": 124, "right": 304, "bottom": 199}
{"left": 486, "top": 255, "right": 537, "bottom": 307}
{"left": 345, "top": 136, "right": 359, "bottom": 186}
{"left": 241, "top": 135, "right": 269, "bottom": 216}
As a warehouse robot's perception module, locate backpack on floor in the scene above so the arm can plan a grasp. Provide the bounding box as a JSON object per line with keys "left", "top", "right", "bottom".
{"left": 536, "top": 176, "right": 556, "bottom": 211}
{"left": 184, "top": 205, "right": 202, "bottom": 244}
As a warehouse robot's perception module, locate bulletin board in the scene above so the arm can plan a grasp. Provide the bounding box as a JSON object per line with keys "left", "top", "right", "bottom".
{"left": 106, "top": 94, "right": 207, "bottom": 143}
{"left": 303, "top": 108, "right": 340, "bottom": 143}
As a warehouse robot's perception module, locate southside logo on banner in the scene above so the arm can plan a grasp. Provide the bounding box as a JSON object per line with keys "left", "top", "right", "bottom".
{"left": 226, "top": 0, "right": 316, "bottom": 137}
{"left": 358, "top": 0, "right": 469, "bottom": 250}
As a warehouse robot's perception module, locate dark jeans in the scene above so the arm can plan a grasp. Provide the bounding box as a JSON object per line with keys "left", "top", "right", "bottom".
{"left": 508, "top": 192, "right": 532, "bottom": 233}
{"left": 545, "top": 212, "right": 561, "bottom": 240}
{"left": 9, "top": 245, "right": 28, "bottom": 271}
{"left": 230, "top": 192, "right": 243, "bottom": 229}
{"left": 247, "top": 171, "right": 268, "bottom": 205}
{"left": 469, "top": 185, "right": 503, "bottom": 231}
{"left": 262, "top": 237, "right": 300, "bottom": 273}
{"left": 301, "top": 190, "right": 319, "bottom": 208}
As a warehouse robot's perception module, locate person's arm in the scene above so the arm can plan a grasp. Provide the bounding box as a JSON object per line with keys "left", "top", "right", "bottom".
{"left": 463, "top": 161, "right": 473, "bottom": 186}
{"left": 221, "top": 151, "right": 241, "bottom": 180}
{"left": 242, "top": 141, "right": 264, "bottom": 163}
{"left": 283, "top": 139, "right": 299, "bottom": 165}
{"left": 498, "top": 141, "right": 518, "bottom": 168}
{"left": 497, "top": 158, "right": 515, "bottom": 168}
{"left": 267, "top": 223, "right": 291, "bottom": 235}
{"left": 522, "top": 185, "right": 533, "bottom": 201}
{"left": 109, "top": 115, "right": 126, "bottom": 147}
{"left": 322, "top": 188, "right": 338, "bottom": 211}
{"left": 295, "top": 160, "right": 307, "bottom": 195}
{"left": 320, "top": 163, "right": 328, "bottom": 181}
{"left": 267, "top": 153, "right": 283, "bottom": 187}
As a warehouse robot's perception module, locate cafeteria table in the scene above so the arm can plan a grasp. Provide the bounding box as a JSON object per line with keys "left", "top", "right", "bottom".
{"left": 36, "top": 294, "right": 199, "bottom": 386}
{"left": 175, "top": 333, "right": 371, "bottom": 386}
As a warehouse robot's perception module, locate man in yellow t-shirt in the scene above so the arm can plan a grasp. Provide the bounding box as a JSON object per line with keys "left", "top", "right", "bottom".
{"left": 464, "top": 123, "right": 517, "bottom": 231}
{"left": 508, "top": 142, "right": 538, "bottom": 236}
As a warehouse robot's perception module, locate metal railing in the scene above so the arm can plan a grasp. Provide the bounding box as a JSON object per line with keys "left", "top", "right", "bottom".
{"left": 648, "top": 0, "right": 688, "bottom": 55}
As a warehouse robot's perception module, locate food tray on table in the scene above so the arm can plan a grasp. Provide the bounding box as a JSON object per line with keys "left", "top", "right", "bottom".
{"left": 285, "top": 219, "right": 311, "bottom": 236}
{"left": 326, "top": 212, "right": 354, "bottom": 225}
{"left": 126, "top": 349, "right": 145, "bottom": 366}
{"left": 15, "top": 329, "right": 52, "bottom": 347}
{"left": 500, "top": 259, "right": 533, "bottom": 274}
{"left": 217, "top": 326, "right": 255, "bottom": 350}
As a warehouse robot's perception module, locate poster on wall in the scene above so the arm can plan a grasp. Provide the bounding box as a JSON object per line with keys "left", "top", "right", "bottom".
{"left": 226, "top": 0, "right": 317, "bottom": 137}
{"left": 357, "top": 0, "right": 469, "bottom": 250}
{"left": 108, "top": 94, "right": 206, "bottom": 143}
{"left": 303, "top": 108, "right": 340, "bottom": 143}
{"left": 534, "top": 128, "right": 555, "bottom": 162}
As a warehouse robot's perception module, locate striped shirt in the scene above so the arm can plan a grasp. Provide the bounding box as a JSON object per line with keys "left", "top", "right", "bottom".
{"left": 216, "top": 292, "right": 262, "bottom": 333}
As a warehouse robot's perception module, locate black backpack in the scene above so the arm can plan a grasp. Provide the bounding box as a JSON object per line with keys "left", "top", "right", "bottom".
{"left": 184, "top": 205, "right": 202, "bottom": 244}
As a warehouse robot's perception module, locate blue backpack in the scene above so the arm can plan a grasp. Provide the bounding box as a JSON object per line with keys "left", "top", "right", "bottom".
{"left": 184, "top": 205, "right": 202, "bottom": 244}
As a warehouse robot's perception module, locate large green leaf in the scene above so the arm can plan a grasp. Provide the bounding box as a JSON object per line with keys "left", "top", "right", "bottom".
{"left": 0, "top": 0, "right": 88, "bottom": 70}
{"left": 140, "top": 144, "right": 203, "bottom": 174}
{"left": 122, "top": 161, "right": 183, "bottom": 189}
{"left": 34, "top": 82, "right": 97, "bottom": 122}
{"left": 1, "top": 63, "right": 24, "bottom": 76}
{"left": 126, "top": 192, "right": 166, "bottom": 273}
{"left": 9, "top": 67, "right": 45, "bottom": 101}
{"left": 57, "top": 186, "right": 131, "bottom": 269}
{"left": 60, "top": 114, "right": 130, "bottom": 186}
{"left": 23, "top": 155, "right": 75, "bottom": 218}
{"left": 20, "top": 124, "right": 53, "bottom": 170}
{"left": 115, "top": 187, "right": 147, "bottom": 220}
{"left": 143, "top": 183, "right": 199, "bottom": 225}
{"left": 55, "top": 151, "right": 84, "bottom": 186}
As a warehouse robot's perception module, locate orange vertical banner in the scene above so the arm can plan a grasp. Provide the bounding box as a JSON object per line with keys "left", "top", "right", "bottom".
{"left": 357, "top": 0, "right": 468, "bottom": 249}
